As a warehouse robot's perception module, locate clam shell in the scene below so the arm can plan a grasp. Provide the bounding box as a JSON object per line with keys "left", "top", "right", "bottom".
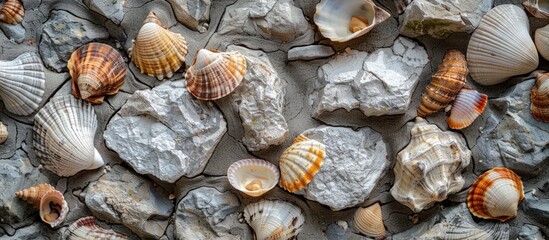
{"left": 39, "top": 190, "right": 69, "bottom": 228}
{"left": 243, "top": 199, "right": 305, "bottom": 240}
{"left": 130, "top": 11, "right": 188, "bottom": 80}
{"left": 524, "top": 0, "right": 549, "bottom": 19}
{"left": 279, "top": 134, "right": 326, "bottom": 192}
{"left": 227, "top": 159, "right": 280, "bottom": 197}
{"left": 467, "top": 4, "right": 539, "bottom": 85}
{"left": 185, "top": 49, "right": 247, "bottom": 100}
{"left": 447, "top": 88, "right": 488, "bottom": 130}
{"left": 33, "top": 95, "right": 104, "bottom": 177}
{"left": 394, "top": 0, "right": 412, "bottom": 14}
{"left": 314, "top": 0, "right": 390, "bottom": 42}
{"left": 0, "top": 52, "right": 46, "bottom": 115}
{"left": 64, "top": 217, "right": 128, "bottom": 240}
{"left": 68, "top": 43, "right": 126, "bottom": 104}
{"left": 15, "top": 183, "right": 55, "bottom": 208}
{"left": 0, "top": 121, "right": 7, "bottom": 144}
{"left": 0, "top": 0, "right": 24, "bottom": 25}
{"left": 535, "top": 24, "right": 549, "bottom": 61}
{"left": 354, "top": 203, "right": 386, "bottom": 238}
{"left": 467, "top": 167, "right": 524, "bottom": 222}
{"left": 531, "top": 72, "right": 549, "bottom": 122}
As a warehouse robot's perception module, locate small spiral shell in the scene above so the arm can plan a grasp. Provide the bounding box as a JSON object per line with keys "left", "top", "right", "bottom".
{"left": 0, "top": 0, "right": 24, "bottom": 25}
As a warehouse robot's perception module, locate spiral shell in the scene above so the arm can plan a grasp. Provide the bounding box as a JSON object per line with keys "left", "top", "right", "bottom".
{"left": 354, "top": 203, "right": 386, "bottom": 238}
{"left": 524, "top": 0, "right": 549, "bottom": 19}
{"left": 0, "top": 0, "right": 24, "bottom": 25}
{"left": 64, "top": 217, "right": 128, "bottom": 240}
{"left": 279, "top": 134, "right": 326, "bottom": 192}
{"left": 15, "top": 183, "right": 55, "bottom": 208}
{"left": 531, "top": 72, "right": 549, "bottom": 122}
{"left": 227, "top": 159, "right": 280, "bottom": 197}
{"left": 40, "top": 190, "right": 69, "bottom": 228}
{"left": 535, "top": 24, "right": 549, "bottom": 61}
{"left": 0, "top": 121, "right": 7, "bottom": 144}
{"left": 243, "top": 199, "right": 305, "bottom": 240}
{"left": 447, "top": 88, "right": 488, "bottom": 130}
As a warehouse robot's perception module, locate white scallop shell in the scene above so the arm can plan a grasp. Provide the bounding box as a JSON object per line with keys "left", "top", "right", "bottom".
{"left": 0, "top": 121, "right": 7, "bottom": 144}
{"left": 33, "top": 95, "right": 104, "bottom": 177}
{"left": 535, "top": 24, "right": 549, "bottom": 61}
{"left": 244, "top": 199, "right": 305, "bottom": 240}
{"left": 0, "top": 52, "right": 45, "bottom": 115}
{"left": 39, "top": 190, "right": 69, "bottom": 228}
{"left": 227, "top": 159, "right": 279, "bottom": 197}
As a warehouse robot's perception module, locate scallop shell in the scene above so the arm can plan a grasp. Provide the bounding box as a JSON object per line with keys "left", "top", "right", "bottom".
{"left": 535, "top": 24, "right": 549, "bottom": 61}
{"left": 33, "top": 95, "right": 104, "bottom": 177}
{"left": 0, "top": 121, "right": 7, "bottom": 144}
{"left": 314, "top": 0, "right": 391, "bottom": 42}
{"left": 531, "top": 72, "right": 549, "bottom": 122}
{"left": 68, "top": 43, "right": 126, "bottom": 104}
{"left": 390, "top": 117, "right": 471, "bottom": 213}
{"left": 185, "top": 48, "right": 247, "bottom": 100}
{"left": 40, "top": 190, "right": 69, "bottom": 228}
{"left": 243, "top": 199, "right": 305, "bottom": 240}
{"left": 279, "top": 134, "right": 326, "bottom": 192}
{"left": 467, "top": 167, "right": 524, "bottom": 222}
{"left": 467, "top": 4, "right": 539, "bottom": 85}
{"left": 524, "top": 0, "right": 549, "bottom": 19}
{"left": 354, "top": 203, "right": 386, "bottom": 238}
{"left": 15, "top": 183, "right": 55, "bottom": 208}
{"left": 394, "top": 0, "right": 412, "bottom": 14}
{"left": 64, "top": 217, "right": 128, "bottom": 240}
{"left": 227, "top": 159, "right": 280, "bottom": 197}
{"left": 418, "top": 50, "right": 467, "bottom": 117}
{"left": 447, "top": 88, "right": 488, "bottom": 130}
{"left": 0, "top": 0, "right": 24, "bottom": 25}
{"left": 130, "top": 11, "right": 188, "bottom": 80}
{"left": 0, "top": 52, "right": 46, "bottom": 115}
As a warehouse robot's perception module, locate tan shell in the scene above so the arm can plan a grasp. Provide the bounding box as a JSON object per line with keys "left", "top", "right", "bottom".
{"left": 447, "top": 88, "right": 488, "bottom": 130}
{"left": 15, "top": 183, "right": 55, "bottom": 208}
{"left": 535, "top": 24, "right": 549, "bottom": 61}
{"left": 243, "top": 199, "right": 305, "bottom": 240}
{"left": 227, "top": 159, "right": 280, "bottom": 197}
{"left": 40, "top": 190, "right": 69, "bottom": 228}
{"left": 354, "top": 203, "right": 386, "bottom": 238}
{"left": 279, "top": 134, "right": 326, "bottom": 192}
{"left": 531, "top": 72, "right": 549, "bottom": 122}
{"left": 0, "top": 121, "right": 7, "bottom": 144}
{"left": 524, "top": 0, "right": 549, "bottom": 19}
{"left": 64, "top": 217, "right": 128, "bottom": 240}
{"left": 0, "top": 0, "right": 24, "bottom": 25}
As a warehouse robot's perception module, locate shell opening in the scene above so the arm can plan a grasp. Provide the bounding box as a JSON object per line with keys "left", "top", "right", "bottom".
{"left": 349, "top": 16, "right": 369, "bottom": 33}
{"left": 245, "top": 180, "right": 263, "bottom": 192}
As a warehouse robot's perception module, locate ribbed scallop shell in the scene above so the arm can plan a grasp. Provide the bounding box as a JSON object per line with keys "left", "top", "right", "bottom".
{"left": 394, "top": 0, "right": 412, "bottom": 14}
{"left": 418, "top": 50, "right": 467, "bottom": 117}
{"left": 0, "top": 0, "right": 24, "bottom": 25}
{"left": 279, "top": 134, "right": 326, "bottom": 192}
{"left": 535, "top": 24, "right": 549, "bottom": 61}
{"left": 531, "top": 72, "right": 549, "bottom": 122}
{"left": 64, "top": 217, "right": 128, "bottom": 240}
{"left": 68, "top": 43, "right": 126, "bottom": 104}
{"left": 524, "top": 0, "right": 549, "bottom": 19}
{"left": 33, "top": 95, "right": 104, "bottom": 177}
{"left": 243, "top": 199, "right": 305, "bottom": 240}
{"left": 0, "top": 52, "right": 45, "bottom": 115}
{"left": 354, "top": 203, "right": 386, "bottom": 238}
{"left": 39, "top": 190, "right": 69, "bottom": 228}
{"left": 467, "top": 167, "right": 524, "bottom": 222}
{"left": 227, "top": 159, "right": 280, "bottom": 197}
{"left": 0, "top": 121, "right": 7, "bottom": 144}
{"left": 130, "top": 11, "right": 188, "bottom": 80}
{"left": 185, "top": 48, "right": 246, "bottom": 100}
{"left": 467, "top": 4, "right": 539, "bottom": 85}
{"left": 447, "top": 88, "right": 488, "bottom": 130}
{"left": 15, "top": 183, "right": 55, "bottom": 208}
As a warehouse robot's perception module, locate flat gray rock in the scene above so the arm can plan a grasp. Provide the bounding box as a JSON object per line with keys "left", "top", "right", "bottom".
{"left": 288, "top": 45, "right": 335, "bottom": 61}
{"left": 519, "top": 224, "right": 545, "bottom": 240}
{"left": 167, "top": 0, "right": 211, "bottom": 33}
{"left": 522, "top": 190, "right": 549, "bottom": 221}
{"left": 84, "top": 0, "right": 125, "bottom": 25}
{"left": 0, "top": 22, "right": 25, "bottom": 43}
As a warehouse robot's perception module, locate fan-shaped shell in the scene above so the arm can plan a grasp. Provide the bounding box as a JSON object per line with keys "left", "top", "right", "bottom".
{"left": 130, "top": 11, "right": 188, "bottom": 80}
{"left": 243, "top": 199, "right": 305, "bottom": 240}
{"left": 524, "top": 0, "right": 549, "bottom": 19}
{"left": 467, "top": 4, "right": 539, "bottom": 85}
{"left": 279, "top": 134, "right": 326, "bottom": 192}
{"left": 314, "top": 0, "right": 390, "bottom": 42}
{"left": 227, "top": 159, "right": 280, "bottom": 197}
{"left": 39, "top": 190, "right": 69, "bottom": 228}
{"left": 64, "top": 217, "right": 128, "bottom": 240}
{"left": 185, "top": 48, "right": 247, "bottom": 100}
{"left": 68, "top": 43, "right": 126, "bottom": 104}
{"left": 33, "top": 95, "right": 104, "bottom": 177}
{"left": 354, "top": 203, "right": 386, "bottom": 238}
{"left": 0, "top": 52, "right": 45, "bottom": 115}
{"left": 447, "top": 88, "right": 488, "bottom": 130}
{"left": 535, "top": 24, "right": 549, "bottom": 61}
{"left": 531, "top": 72, "right": 549, "bottom": 122}
{"left": 15, "top": 183, "right": 55, "bottom": 208}
{"left": 467, "top": 167, "right": 524, "bottom": 222}
{"left": 0, "top": 0, "right": 24, "bottom": 25}
{"left": 418, "top": 50, "right": 467, "bottom": 117}
{"left": 0, "top": 121, "right": 7, "bottom": 144}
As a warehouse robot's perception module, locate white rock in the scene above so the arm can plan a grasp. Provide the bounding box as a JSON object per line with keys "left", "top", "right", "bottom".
{"left": 288, "top": 45, "right": 335, "bottom": 61}
{"left": 167, "top": 0, "right": 211, "bottom": 33}
{"left": 84, "top": 0, "right": 125, "bottom": 25}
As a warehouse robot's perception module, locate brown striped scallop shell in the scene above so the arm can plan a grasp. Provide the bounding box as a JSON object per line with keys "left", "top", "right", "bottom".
{"left": 354, "top": 203, "right": 386, "bottom": 238}
{"left": 15, "top": 183, "right": 55, "bottom": 208}
{"left": 531, "top": 72, "right": 549, "bottom": 122}
{"left": 64, "top": 217, "right": 128, "bottom": 240}
{"left": 0, "top": 0, "right": 24, "bottom": 25}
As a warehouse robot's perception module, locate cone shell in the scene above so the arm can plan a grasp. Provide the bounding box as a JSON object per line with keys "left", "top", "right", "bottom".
{"left": 447, "top": 88, "right": 488, "bottom": 130}
{"left": 33, "top": 95, "right": 104, "bottom": 177}
{"left": 354, "top": 203, "right": 386, "bottom": 238}
{"left": 467, "top": 4, "right": 539, "bottom": 85}
{"left": 15, "top": 183, "right": 55, "bottom": 208}
{"left": 64, "top": 217, "right": 128, "bottom": 240}
{"left": 68, "top": 43, "right": 126, "bottom": 104}
{"left": 243, "top": 199, "right": 305, "bottom": 240}
{"left": 418, "top": 50, "right": 467, "bottom": 117}
{"left": 0, "top": 52, "right": 46, "bottom": 115}
{"left": 524, "top": 0, "right": 549, "bottom": 19}
{"left": 227, "top": 159, "right": 280, "bottom": 197}
{"left": 531, "top": 72, "right": 549, "bottom": 122}
{"left": 535, "top": 24, "right": 549, "bottom": 61}
{"left": 0, "top": 0, "right": 24, "bottom": 25}
{"left": 279, "top": 134, "right": 326, "bottom": 192}
{"left": 467, "top": 167, "right": 524, "bottom": 222}
{"left": 185, "top": 49, "right": 246, "bottom": 100}
{"left": 130, "top": 11, "right": 188, "bottom": 80}
{"left": 0, "top": 121, "right": 7, "bottom": 144}
{"left": 39, "top": 190, "right": 69, "bottom": 228}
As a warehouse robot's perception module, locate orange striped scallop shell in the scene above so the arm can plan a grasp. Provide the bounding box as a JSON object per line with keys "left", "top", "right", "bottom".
{"left": 447, "top": 88, "right": 488, "bottom": 129}
{"left": 279, "top": 134, "right": 325, "bottom": 192}
{"left": 531, "top": 72, "right": 549, "bottom": 122}
{"left": 0, "top": 0, "right": 24, "bottom": 25}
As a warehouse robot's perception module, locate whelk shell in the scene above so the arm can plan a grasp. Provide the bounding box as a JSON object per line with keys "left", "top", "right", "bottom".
{"left": 354, "top": 203, "right": 386, "bottom": 238}
{"left": 227, "top": 159, "right": 279, "bottom": 197}
{"left": 535, "top": 24, "right": 549, "bottom": 61}
{"left": 40, "top": 190, "right": 69, "bottom": 228}
{"left": 447, "top": 88, "right": 488, "bottom": 130}
{"left": 523, "top": 0, "right": 549, "bottom": 19}
{"left": 531, "top": 72, "right": 549, "bottom": 122}
{"left": 243, "top": 199, "right": 305, "bottom": 240}
{"left": 0, "top": 0, "right": 24, "bottom": 25}
{"left": 0, "top": 121, "right": 7, "bottom": 144}
{"left": 64, "top": 217, "right": 128, "bottom": 240}
{"left": 279, "top": 134, "right": 326, "bottom": 192}
{"left": 15, "top": 183, "right": 55, "bottom": 208}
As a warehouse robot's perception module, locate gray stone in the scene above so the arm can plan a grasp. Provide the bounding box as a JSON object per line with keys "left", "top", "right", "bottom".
{"left": 522, "top": 190, "right": 549, "bottom": 221}
{"left": 519, "top": 224, "right": 545, "bottom": 240}
{"left": 327, "top": 221, "right": 367, "bottom": 240}
{"left": 167, "top": 0, "right": 211, "bottom": 33}
{"left": 84, "top": 0, "right": 125, "bottom": 25}
{"left": 288, "top": 45, "right": 335, "bottom": 61}
{"left": 0, "top": 223, "right": 55, "bottom": 240}
{"left": 0, "top": 23, "right": 25, "bottom": 43}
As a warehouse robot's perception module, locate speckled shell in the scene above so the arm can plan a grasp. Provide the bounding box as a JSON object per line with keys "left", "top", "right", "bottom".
{"left": 279, "top": 134, "right": 326, "bottom": 192}
{"left": 33, "top": 95, "right": 104, "bottom": 177}
{"left": 390, "top": 117, "right": 471, "bottom": 213}
{"left": 535, "top": 24, "right": 549, "bottom": 61}
{"left": 0, "top": 121, "right": 7, "bottom": 144}
{"left": 227, "top": 159, "right": 280, "bottom": 197}
{"left": 524, "top": 0, "right": 549, "bottom": 19}
{"left": 467, "top": 167, "right": 524, "bottom": 222}
{"left": 40, "top": 190, "right": 69, "bottom": 228}
{"left": 447, "top": 88, "right": 488, "bottom": 130}
{"left": 394, "top": 0, "right": 412, "bottom": 14}
{"left": 418, "top": 50, "right": 467, "bottom": 117}
{"left": 243, "top": 199, "right": 305, "bottom": 240}
{"left": 467, "top": 4, "right": 539, "bottom": 85}
{"left": 15, "top": 183, "right": 55, "bottom": 208}
{"left": 68, "top": 43, "right": 126, "bottom": 104}
{"left": 354, "top": 203, "right": 386, "bottom": 238}
{"left": 130, "top": 12, "right": 188, "bottom": 80}
{"left": 531, "top": 72, "right": 549, "bottom": 122}
{"left": 0, "top": 52, "right": 45, "bottom": 115}
{"left": 185, "top": 49, "right": 247, "bottom": 100}
{"left": 64, "top": 217, "right": 128, "bottom": 240}
{"left": 0, "top": 0, "right": 24, "bottom": 25}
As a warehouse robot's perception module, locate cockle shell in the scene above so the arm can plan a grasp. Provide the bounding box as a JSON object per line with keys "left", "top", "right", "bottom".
{"left": 524, "top": 0, "right": 549, "bottom": 19}
{"left": 64, "top": 217, "right": 128, "bottom": 240}
{"left": 227, "top": 159, "right": 280, "bottom": 197}
{"left": 354, "top": 203, "right": 386, "bottom": 238}
{"left": 467, "top": 167, "right": 524, "bottom": 222}
{"left": 394, "top": 0, "right": 412, "bottom": 14}
{"left": 314, "top": 0, "right": 391, "bottom": 42}
{"left": 185, "top": 48, "right": 247, "bottom": 100}
{"left": 535, "top": 24, "right": 549, "bottom": 61}
{"left": 418, "top": 50, "right": 467, "bottom": 117}
{"left": 390, "top": 117, "right": 471, "bottom": 213}
{"left": 531, "top": 72, "right": 549, "bottom": 122}
{"left": 0, "top": 52, "right": 45, "bottom": 115}
{"left": 467, "top": 4, "right": 539, "bottom": 85}
{"left": 0, "top": 121, "right": 7, "bottom": 144}
{"left": 0, "top": 0, "right": 24, "bottom": 25}
{"left": 15, "top": 183, "right": 55, "bottom": 208}
{"left": 279, "top": 134, "right": 326, "bottom": 192}
{"left": 33, "top": 95, "right": 104, "bottom": 177}
{"left": 68, "top": 43, "right": 126, "bottom": 104}
{"left": 243, "top": 199, "right": 305, "bottom": 240}
{"left": 39, "top": 190, "right": 69, "bottom": 228}
{"left": 130, "top": 11, "right": 188, "bottom": 80}
{"left": 447, "top": 88, "right": 488, "bottom": 130}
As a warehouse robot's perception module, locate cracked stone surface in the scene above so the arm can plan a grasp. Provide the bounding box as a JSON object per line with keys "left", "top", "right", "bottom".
{"left": 84, "top": 0, "right": 125, "bottom": 25}
{"left": 519, "top": 224, "right": 545, "bottom": 240}
{"left": 167, "top": 0, "right": 211, "bottom": 33}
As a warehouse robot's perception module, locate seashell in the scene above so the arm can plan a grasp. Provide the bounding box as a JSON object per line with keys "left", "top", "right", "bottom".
{"left": 390, "top": 117, "right": 471, "bottom": 213}
{"left": 243, "top": 199, "right": 305, "bottom": 240}
{"left": 314, "top": 0, "right": 391, "bottom": 42}
{"left": 467, "top": 4, "right": 539, "bottom": 85}
{"left": 354, "top": 203, "right": 386, "bottom": 238}
{"left": 535, "top": 24, "right": 549, "bottom": 61}
{"left": 447, "top": 88, "right": 488, "bottom": 130}
{"left": 130, "top": 11, "right": 188, "bottom": 80}
{"left": 524, "top": 0, "right": 549, "bottom": 19}
{"left": 467, "top": 167, "right": 524, "bottom": 222}
{"left": 227, "top": 159, "right": 280, "bottom": 197}
{"left": 185, "top": 48, "right": 247, "bottom": 100}
{"left": 0, "top": 52, "right": 46, "bottom": 115}
{"left": 68, "top": 43, "right": 126, "bottom": 104}
{"left": 531, "top": 72, "right": 549, "bottom": 122}
{"left": 394, "top": 0, "right": 412, "bottom": 14}
{"left": 33, "top": 95, "right": 104, "bottom": 177}
{"left": 64, "top": 217, "right": 128, "bottom": 240}
{"left": 15, "top": 183, "right": 55, "bottom": 208}
{"left": 0, "top": 121, "right": 7, "bottom": 144}
{"left": 417, "top": 50, "right": 467, "bottom": 117}
{"left": 0, "top": 0, "right": 24, "bottom": 25}
{"left": 278, "top": 134, "right": 326, "bottom": 192}
{"left": 39, "top": 190, "right": 69, "bottom": 228}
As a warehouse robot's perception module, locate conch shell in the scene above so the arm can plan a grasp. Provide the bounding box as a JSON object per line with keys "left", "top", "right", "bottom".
{"left": 524, "top": 0, "right": 549, "bottom": 19}
{"left": 227, "top": 159, "right": 279, "bottom": 197}
{"left": 531, "top": 72, "right": 549, "bottom": 122}
{"left": 64, "top": 217, "right": 128, "bottom": 240}
{"left": 39, "top": 190, "right": 69, "bottom": 228}
{"left": 354, "top": 203, "right": 386, "bottom": 238}
{"left": 243, "top": 199, "right": 305, "bottom": 240}
{"left": 0, "top": 121, "right": 7, "bottom": 144}
{"left": 535, "top": 24, "right": 549, "bottom": 61}
{"left": 15, "top": 183, "right": 55, "bottom": 208}
{"left": 447, "top": 88, "right": 488, "bottom": 130}
{"left": 0, "top": 0, "right": 24, "bottom": 25}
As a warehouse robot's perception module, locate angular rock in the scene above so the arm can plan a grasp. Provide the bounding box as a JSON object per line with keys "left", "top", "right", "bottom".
{"left": 288, "top": 45, "right": 335, "bottom": 61}
{"left": 0, "top": 223, "right": 56, "bottom": 240}
{"left": 519, "top": 224, "right": 545, "bottom": 240}
{"left": 84, "top": 0, "right": 125, "bottom": 25}
{"left": 0, "top": 22, "right": 25, "bottom": 43}
{"left": 522, "top": 190, "right": 549, "bottom": 221}
{"left": 167, "top": 0, "right": 211, "bottom": 33}
{"left": 104, "top": 81, "right": 226, "bottom": 183}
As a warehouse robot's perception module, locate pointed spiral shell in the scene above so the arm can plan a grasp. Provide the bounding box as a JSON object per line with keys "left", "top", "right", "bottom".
{"left": 15, "top": 183, "right": 55, "bottom": 208}
{"left": 0, "top": 0, "right": 24, "bottom": 25}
